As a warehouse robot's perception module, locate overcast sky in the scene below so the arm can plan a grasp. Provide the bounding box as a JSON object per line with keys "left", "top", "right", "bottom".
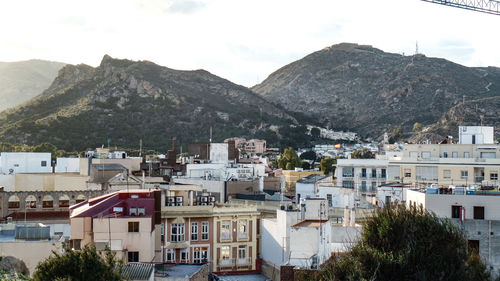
{"left": 1, "top": 0, "right": 499, "bottom": 86}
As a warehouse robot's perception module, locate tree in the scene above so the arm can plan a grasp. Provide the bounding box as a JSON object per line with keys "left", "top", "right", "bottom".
{"left": 33, "top": 142, "right": 63, "bottom": 160}
{"left": 311, "top": 205, "right": 493, "bottom": 281}
{"left": 413, "top": 122, "right": 423, "bottom": 132}
{"left": 301, "top": 161, "right": 311, "bottom": 170}
{"left": 310, "top": 127, "right": 321, "bottom": 138}
{"left": 277, "top": 147, "right": 301, "bottom": 170}
{"left": 351, "top": 148, "right": 375, "bottom": 159}
{"left": 300, "top": 150, "right": 317, "bottom": 161}
{"left": 320, "top": 157, "right": 336, "bottom": 175}
{"left": 33, "top": 246, "right": 125, "bottom": 281}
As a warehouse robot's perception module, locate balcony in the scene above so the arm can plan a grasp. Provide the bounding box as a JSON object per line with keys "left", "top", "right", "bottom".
{"left": 475, "top": 176, "right": 484, "bottom": 182}
{"left": 218, "top": 258, "right": 252, "bottom": 266}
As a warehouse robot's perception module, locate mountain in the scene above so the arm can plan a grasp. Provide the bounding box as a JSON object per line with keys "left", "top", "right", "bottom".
{"left": 0, "top": 60, "right": 66, "bottom": 112}
{"left": 0, "top": 55, "right": 296, "bottom": 151}
{"left": 252, "top": 43, "right": 500, "bottom": 140}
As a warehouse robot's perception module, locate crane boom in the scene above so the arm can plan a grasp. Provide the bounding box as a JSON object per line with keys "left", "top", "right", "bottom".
{"left": 421, "top": 0, "right": 500, "bottom": 15}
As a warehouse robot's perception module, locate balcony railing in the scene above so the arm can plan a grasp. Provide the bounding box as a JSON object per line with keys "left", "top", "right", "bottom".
{"left": 475, "top": 176, "right": 485, "bottom": 182}
{"left": 218, "top": 258, "right": 252, "bottom": 266}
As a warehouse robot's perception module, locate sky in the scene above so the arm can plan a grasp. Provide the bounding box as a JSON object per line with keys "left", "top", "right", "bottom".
{"left": 1, "top": 0, "right": 499, "bottom": 87}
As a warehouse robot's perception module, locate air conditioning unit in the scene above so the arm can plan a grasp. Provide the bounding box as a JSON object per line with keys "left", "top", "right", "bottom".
{"left": 176, "top": 202, "right": 183, "bottom": 206}
{"left": 138, "top": 208, "right": 145, "bottom": 216}
{"left": 201, "top": 197, "right": 208, "bottom": 202}
{"left": 209, "top": 196, "right": 215, "bottom": 202}
{"left": 176, "top": 196, "right": 183, "bottom": 202}
{"left": 201, "top": 203, "right": 207, "bottom": 206}
{"left": 168, "top": 203, "right": 175, "bottom": 206}
{"left": 168, "top": 197, "right": 175, "bottom": 203}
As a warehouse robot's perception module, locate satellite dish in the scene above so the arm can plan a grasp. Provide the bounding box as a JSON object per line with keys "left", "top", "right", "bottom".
{"left": 8, "top": 169, "right": 14, "bottom": 175}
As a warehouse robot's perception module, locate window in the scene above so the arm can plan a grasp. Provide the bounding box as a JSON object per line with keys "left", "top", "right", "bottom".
{"left": 361, "top": 168, "right": 366, "bottom": 178}
{"left": 202, "top": 221, "right": 209, "bottom": 240}
{"left": 361, "top": 181, "right": 367, "bottom": 191}
{"left": 72, "top": 239, "right": 81, "bottom": 250}
{"left": 128, "top": 221, "right": 139, "bottom": 233}
{"left": 481, "top": 152, "right": 496, "bottom": 159}
{"left": 137, "top": 207, "right": 145, "bottom": 216}
{"left": 443, "top": 170, "right": 451, "bottom": 179}
{"left": 410, "top": 151, "right": 418, "bottom": 158}
{"left": 171, "top": 223, "right": 185, "bottom": 242}
{"left": 421, "top": 151, "right": 431, "bottom": 159}
{"left": 404, "top": 169, "right": 411, "bottom": 178}
{"left": 342, "top": 180, "right": 354, "bottom": 189}
{"left": 451, "top": 205, "right": 461, "bottom": 219}
{"left": 166, "top": 249, "right": 175, "bottom": 262}
{"left": 491, "top": 172, "right": 498, "bottom": 181}
{"left": 381, "top": 169, "right": 386, "bottom": 178}
{"left": 371, "top": 169, "right": 377, "bottom": 178}
{"left": 326, "top": 194, "right": 332, "bottom": 207}
{"left": 41, "top": 161, "right": 47, "bottom": 167}
{"left": 238, "top": 245, "right": 247, "bottom": 262}
{"left": 385, "top": 196, "right": 391, "bottom": 207}
{"left": 342, "top": 167, "right": 354, "bottom": 177}
{"left": 193, "top": 248, "right": 201, "bottom": 263}
{"left": 238, "top": 220, "right": 248, "bottom": 239}
{"left": 461, "top": 170, "right": 468, "bottom": 180}
{"left": 191, "top": 222, "right": 198, "bottom": 241}
{"left": 371, "top": 181, "right": 377, "bottom": 191}
{"left": 474, "top": 206, "right": 485, "bottom": 220}
{"left": 221, "top": 246, "right": 230, "bottom": 263}
{"left": 443, "top": 152, "right": 448, "bottom": 158}
{"left": 128, "top": 251, "right": 139, "bottom": 262}
{"left": 129, "top": 207, "right": 137, "bottom": 216}
{"left": 452, "top": 152, "right": 458, "bottom": 158}
{"left": 180, "top": 249, "right": 189, "bottom": 263}
{"left": 464, "top": 152, "right": 470, "bottom": 158}
{"left": 221, "top": 220, "right": 231, "bottom": 240}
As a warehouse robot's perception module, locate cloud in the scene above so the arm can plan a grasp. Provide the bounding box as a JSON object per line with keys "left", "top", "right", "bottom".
{"left": 166, "top": 0, "right": 206, "bottom": 14}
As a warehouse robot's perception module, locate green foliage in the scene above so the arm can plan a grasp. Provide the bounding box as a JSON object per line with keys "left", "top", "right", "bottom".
{"left": 320, "top": 157, "right": 336, "bottom": 175}
{"left": 310, "top": 127, "right": 321, "bottom": 138}
{"left": 300, "top": 150, "right": 317, "bottom": 161}
{"left": 0, "top": 269, "right": 31, "bottom": 281}
{"left": 413, "top": 122, "right": 423, "bottom": 132}
{"left": 310, "top": 206, "right": 494, "bottom": 281}
{"left": 351, "top": 148, "right": 375, "bottom": 159}
{"left": 277, "top": 147, "right": 301, "bottom": 170}
{"left": 301, "top": 161, "right": 311, "bottom": 170}
{"left": 33, "top": 246, "right": 125, "bottom": 281}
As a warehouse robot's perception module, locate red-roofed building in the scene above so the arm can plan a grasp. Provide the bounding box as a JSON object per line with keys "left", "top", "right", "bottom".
{"left": 69, "top": 189, "right": 162, "bottom": 263}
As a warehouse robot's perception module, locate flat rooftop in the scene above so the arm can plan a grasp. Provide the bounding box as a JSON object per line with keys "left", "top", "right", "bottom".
{"left": 162, "top": 264, "right": 204, "bottom": 278}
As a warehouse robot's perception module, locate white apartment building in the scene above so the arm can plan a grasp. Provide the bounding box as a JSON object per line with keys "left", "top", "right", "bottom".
{"left": 335, "top": 159, "right": 388, "bottom": 197}
{"left": 185, "top": 163, "right": 266, "bottom": 181}
{"left": 0, "top": 153, "right": 52, "bottom": 175}
{"left": 458, "top": 126, "right": 495, "bottom": 144}
{"left": 406, "top": 189, "right": 500, "bottom": 275}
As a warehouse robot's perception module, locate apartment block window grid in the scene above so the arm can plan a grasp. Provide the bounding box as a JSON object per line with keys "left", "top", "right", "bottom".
{"left": 220, "top": 246, "right": 230, "bottom": 265}
{"left": 191, "top": 222, "right": 198, "bottom": 241}
{"left": 371, "top": 169, "right": 377, "bottom": 178}
{"left": 202, "top": 221, "right": 209, "bottom": 240}
{"left": 490, "top": 172, "right": 498, "bottom": 181}
{"left": 451, "top": 205, "right": 461, "bottom": 219}
{"left": 444, "top": 170, "right": 451, "bottom": 179}
{"left": 221, "top": 220, "right": 231, "bottom": 240}
{"left": 361, "top": 168, "right": 366, "bottom": 178}
{"left": 404, "top": 169, "right": 411, "bottom": 178}
{"left": 461, "top": 170, "right": 468, "bottom": 180}
{"left": 171, "top": 223, "right": 185, "bottom": 242}
{"left": 238, "top": 245, "right": 247, "bottom": 262}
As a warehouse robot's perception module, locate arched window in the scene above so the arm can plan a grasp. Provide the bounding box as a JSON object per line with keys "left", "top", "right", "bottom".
{"left": 42, "top": 195, "right": 54, "bottom": 208}
{"left": 8, "top": 195, "right": 20, "bottom": 209}
{"left": 59, "top": 195, "right": 70, "bottom": 207}
{"left": 25, "top": 195, "right": 37, "bottom": 209}
{"left": 76, "top": 194, "right": 86, "bottom": 204}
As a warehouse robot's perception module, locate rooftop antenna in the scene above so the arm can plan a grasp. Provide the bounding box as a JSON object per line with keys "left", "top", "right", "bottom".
{"left": 415, "top": 41, "right": 419, "bottom": 55}
{"left": 209, "top": 126, "right": 213, "bottom": 143}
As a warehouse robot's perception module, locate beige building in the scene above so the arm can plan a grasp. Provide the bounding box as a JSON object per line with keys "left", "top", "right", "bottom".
{"left": 388, "top": 143, "right": 500, "bottom": 187}
{"left": 160, "top": 184, "right": 261, "bottom": 274}
{"left": 280, "top": 169, "right": 324, "bottom": 193}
